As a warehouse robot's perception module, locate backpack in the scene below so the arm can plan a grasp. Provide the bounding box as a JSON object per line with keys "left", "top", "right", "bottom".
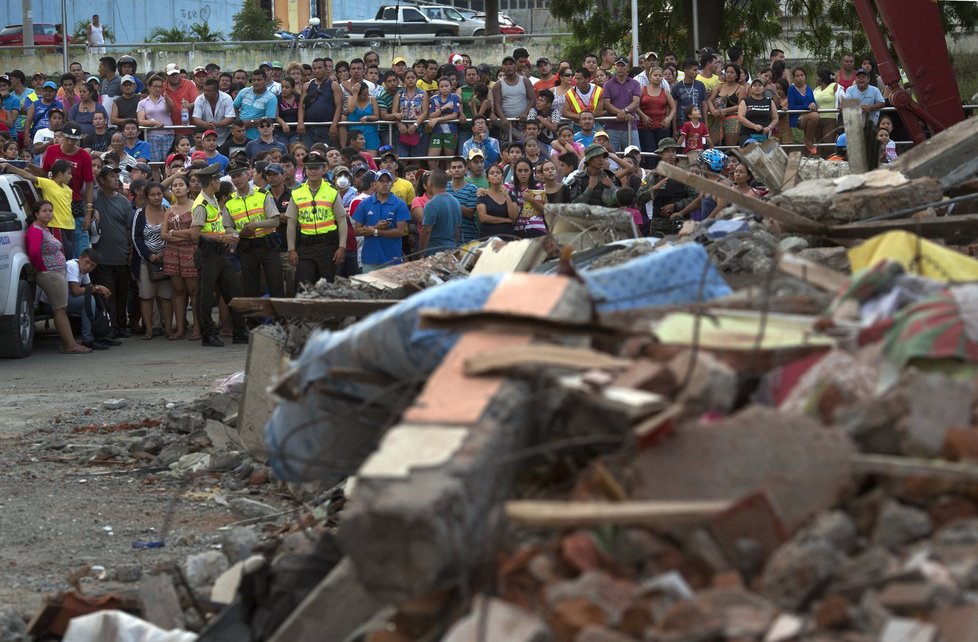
{"left": 85, "top": 288, "right": 113, "bottom": 339}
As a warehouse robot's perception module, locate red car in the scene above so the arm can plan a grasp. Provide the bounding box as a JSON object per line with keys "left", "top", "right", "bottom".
{"left": 474, "top": 13, "right": 526, "bottom": 35}
{"left": 0, "top": 23, "right": 65, "bottom": 48}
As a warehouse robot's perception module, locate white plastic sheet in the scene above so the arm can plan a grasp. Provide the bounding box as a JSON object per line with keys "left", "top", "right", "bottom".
{"left": 62, "top": 610, "right": 197, "bottom": 642}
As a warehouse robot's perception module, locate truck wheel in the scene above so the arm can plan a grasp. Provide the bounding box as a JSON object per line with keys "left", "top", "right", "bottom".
{"left": 473, "top": 29, "right": 485, "bottom": 37}
{"left": 0, "top": 280, "right": 34, "bottom": 358}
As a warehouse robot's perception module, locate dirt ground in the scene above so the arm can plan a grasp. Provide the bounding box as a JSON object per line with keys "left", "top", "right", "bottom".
{"left": 0, "top": 327, "right": 253, "bottom": 618}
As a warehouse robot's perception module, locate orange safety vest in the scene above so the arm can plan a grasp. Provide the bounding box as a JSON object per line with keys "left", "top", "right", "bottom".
{"left": 565, "top": 84, "right": 603, "bottom": 115}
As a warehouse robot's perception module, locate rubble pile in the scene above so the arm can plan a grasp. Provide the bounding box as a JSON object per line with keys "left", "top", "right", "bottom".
{"left": 22, "top": 118, "right": 978, "bottom": 642}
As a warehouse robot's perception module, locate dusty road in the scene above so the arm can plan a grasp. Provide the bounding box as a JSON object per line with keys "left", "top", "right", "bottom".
{"left": 0, "top": 327, "right": 251, "bottom": 617}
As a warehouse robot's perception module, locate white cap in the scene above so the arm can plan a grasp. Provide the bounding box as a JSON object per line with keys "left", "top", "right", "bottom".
{"left": 624, "top": 145, "right": 641, "bottom": 156}
{"left": 120, "top": 74, "right": 136, "bottom": 85}
{"left": 164, "top": 63, "right": 181, "bottom": 76}
{"left": 451, "top": 54, "right": 464, "bottom": 65}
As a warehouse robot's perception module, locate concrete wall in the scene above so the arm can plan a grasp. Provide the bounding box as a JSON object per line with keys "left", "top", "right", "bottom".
{"left": 1, "top": 40, "right": 563, "bottom": 77}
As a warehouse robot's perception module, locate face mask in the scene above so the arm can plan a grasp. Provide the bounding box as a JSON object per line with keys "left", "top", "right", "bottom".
{"left": 335, "top": 175, "right": 350, "bottom": 189}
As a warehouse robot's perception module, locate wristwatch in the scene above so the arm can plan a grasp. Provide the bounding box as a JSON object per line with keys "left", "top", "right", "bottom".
{"left": 373, "top": 228, "right": 378, "bottom": 237}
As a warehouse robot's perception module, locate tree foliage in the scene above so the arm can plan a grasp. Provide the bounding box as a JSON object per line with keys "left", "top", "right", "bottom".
{"left": 149, "top": 26, "right": 190, "bottom": 43}
{"left": 550, "top": 0, "right": 978, "bottom": 69}
{"left": 189, "top": 22, "right": 225, "bottom": 42}
{"left": 72, "top": 20, "right": 115, "bottom": 44}
{"left": 231, "top": 0, "right": 281, "bottom": 41}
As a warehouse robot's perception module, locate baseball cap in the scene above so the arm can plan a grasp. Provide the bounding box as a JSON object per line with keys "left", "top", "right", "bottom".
{"left": 228, "top": 161, "right": 251, "bottom": 176}
{"left": 133, "top": 162, "right": 153, "bottom": 175}
{"left": 193, "top": 66, "right": 206, "bottom": 76}
{"left": 263, "top": 162, "right": 284, "bottom": 176}
{"left": 378, "top": 144, "right": 396, "bottom": 158}
{"left": 476, "top": 63, "right": 491, "bottom": 74}
{"left": 32, "top": 71, "right": 46, "bottom": 79}
{"left": 271, "top": 61, "right": 283, "bottom": 69}
{"left": 536, "top": 57, "right": 551, "bottom": 66}
{"left": 62, "top": 122, "right": 83, "bottom": 139}
{"left": 624, "top": 145, "right": 641, "bottom": 156}
{"left": 351, "top": 162, "right": 369, "bottom": 174}
{"left": 165, "top": 63, "right": 181, "bottom": 75}
{"left": 466, "top": 148, "right": 485, "bottom": 160}
{"left": 855, "top": 68, "right": 869, "bottom": 77}
{"left": 166, "top": 153, "right": 185, "bottom": 166}
{"left": 191, "top": 150, "right": 208, "bottom": 162}
{"left": 202, "top": 129, "right": 217, "bottom": 138}
{"left": 376, "top": 169, "right": 394, "bottom": 181}
{"left": 259, "top": 61, "right": 273, "bottom": 69}
{"left": 48, "top": 107, "right": 65, "bottom": 116}
{"left": 451, "top": 54, "right": 464, "bottom": 66}
{"left": 594, "top": 129, "right": 609, "bottom": 140}
{"left": 332, "top": 165, "right": 351, "bottom": 176}
{"left": 98, "top": 165, "right": 122, "bottom": 178}
{"left": 392, "top": 56, "right": 407, "bottom": 66}
{"left": 0, "top": 74, "right": 9, "bottom": 84}
{"left": 644, "top": 51, "right": 659, "bottom": 60}
{"left": 614, "top": 56, "right": 629, "bottom": 66}
{"left": 501, "top": 56, "right": 516, "bottom": 65}
{"left": 120, "top": 74, "right": 136, "bottom": 85}
{"left": 86, "top": 75, "right": 100, "bottom": 84}
{"left": 42, "top": 81, "right": 57, "bottom": 90}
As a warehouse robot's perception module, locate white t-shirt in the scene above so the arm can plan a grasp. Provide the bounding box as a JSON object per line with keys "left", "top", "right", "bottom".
{"left": 66, "top": 259, "right": 91, "bottom": 287}
{"left": 33, "top": 128, "right": 57, "bottom": 163}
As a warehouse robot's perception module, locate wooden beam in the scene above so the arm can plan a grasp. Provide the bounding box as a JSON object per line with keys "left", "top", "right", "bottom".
{"left": 841, "top": 98, "right": 869, "bottom": 173}
{"left": 777, "top": 253, "right": 850, "bottom": 292}
{"left": 229, "top": 297, "right": 398, "bottom": 319}
{"left": 505, "top": 500, "right": 732, "bottom": 528}
{"left": 655, "top": 162, "right": 827, "bottom": 234}
{"left": 783, "top": 151, "right": 803, "bottom": 190}
{"left": 827, "top": 213, "right": 978, "bottom": 244}
{"left": 464, "top": 345, "right": 632, "bottom": 376}
{"left": 853, "top": 454, "right": 978, "bottom": 482}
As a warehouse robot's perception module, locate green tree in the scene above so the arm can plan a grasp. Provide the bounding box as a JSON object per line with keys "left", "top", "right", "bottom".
{"left": 189, "top": 22, "right": 225, "bottom": 42}
{"left": 550, "top": 0, "right": 978, "bottom": 69}
{"left": 231, "top": 0, "right": 281, "bottom": 41}
{"left": 72, "top": 20, "right": 115, "bottom": 44}
{"left": 149, "top": 26, "right": 190, "bottom": 43}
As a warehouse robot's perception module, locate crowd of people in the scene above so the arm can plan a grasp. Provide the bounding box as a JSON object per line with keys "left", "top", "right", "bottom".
{"left": 1, "top": 44, "right": 903, "bottom": 354}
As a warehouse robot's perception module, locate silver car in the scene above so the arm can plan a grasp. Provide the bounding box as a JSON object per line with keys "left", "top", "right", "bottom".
{"left": 415, "top": 4, "right": 486, "bottom": 37}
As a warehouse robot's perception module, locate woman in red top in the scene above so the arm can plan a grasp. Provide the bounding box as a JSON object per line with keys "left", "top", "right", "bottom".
{"left": 637, "top": 67, "right": 676, "bottom": 169}
{"left": 25, "top": 200, "right": 90, "bottom": 353}
{"left": 836, "top": 53, "right": 857, "bottom": 91}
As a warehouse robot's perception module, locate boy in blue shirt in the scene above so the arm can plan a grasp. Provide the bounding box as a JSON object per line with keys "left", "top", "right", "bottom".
{"left": 352, "top": 169, "right": 411, "bottom": 272}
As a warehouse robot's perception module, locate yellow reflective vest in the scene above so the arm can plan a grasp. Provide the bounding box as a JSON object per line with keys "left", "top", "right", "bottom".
{"left": 292, "top": 181, "right": 338, "bottom": 235}
{"left": 194, "top": 193, "right": 224, "bottom": 234}
{"left": 226, "top": 189, "right": 274, "bottom": 238}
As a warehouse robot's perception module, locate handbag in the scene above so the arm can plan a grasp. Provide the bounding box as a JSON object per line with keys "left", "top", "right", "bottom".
{"left": 398, "top": 130, "right": 421, "bottom": 147}
{"left": 302, "top": 80, "right": 322, "bottom": 110}
{"left": 147, "top": 259, "right": 169, "bottom": 282}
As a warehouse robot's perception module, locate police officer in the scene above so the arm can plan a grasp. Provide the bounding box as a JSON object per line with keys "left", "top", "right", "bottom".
{"left": 285, "top": 151, "right": 348, "bottom": 290}
{"left": 225, "top": 160, "right": 284, "bottom": 304}
{"left": 189, "top": 164, "right": 248, "bottom": 347}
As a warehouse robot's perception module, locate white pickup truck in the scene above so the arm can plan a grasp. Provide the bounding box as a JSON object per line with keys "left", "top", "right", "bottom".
{"left": 0, "top": 173, "right": 45, "bottom": 358}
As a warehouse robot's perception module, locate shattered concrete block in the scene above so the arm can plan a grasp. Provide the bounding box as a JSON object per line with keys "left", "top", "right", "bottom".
{"left": 696, "top": 587, "right": 778, "bottom": 639}
{"left": 138, "top": 573, "right": 186, "bottom": 630}
{"left": 204, "top": 419, "right": 244, "bottom": 451}
{"left": 773, "top": 177, "right": 944, "bottom": 224}
{"left": 442, "top": 596, "right": 550, "bottom": 642}
{"left": 877, "top": 581, "right": 954, "bottom": 614}
{"left": 805, "top": 510, "right": 858, "bottom": 554}
{"left": 220, "top": 526, "right": 260, "bottom": 563}
{"left": 545, "top": 571, "right": 636, "bottom": 623}
{"left": 872, "top": 501, "right": 933, "bottom": 550}
{"left": 182, "top": 550, "right": 229, "bottom": 589}
{"left": 798, "top": 247, "right": 851, "bottom": 273}
{"left": 760, "top": 536, "right": 840, "bottom": 611}
{"left": 666, "top": 350, "right": 738, "bottom": 418}
{"left": 163, "top": 409, "right": 204, "bottom": 435}
{"left": 709, "top": 490, "right": 788, "bottom": 573}
{"left": 934, "top": 604, "right": 978, "bottom": 642}
{"left": 878, "top": 617, "right": 937, "bottom": 642}
{"left": 0, "top": 606, "right": 27, "bottom": 642}
{"left": 778, "top": 236, "right": 810, "bottom": 253}
{"left": 624, "top": 407, "right": 855, "bottom": 530}
{"left": 228, "top": 497, "right": 279, "bottom": 520}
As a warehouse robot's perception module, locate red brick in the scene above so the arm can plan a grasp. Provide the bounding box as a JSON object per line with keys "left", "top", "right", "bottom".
{"left": 710, "top": 490, "right": 788, "bottom": 564}
{"left": 813, "top": 594, "right": 851, "bottom": 629}
{"left": 928, "top": 495, "right": 978, "bottom": 528}
{"left": 943, "top": 427, "right": 978, "bottom": 462}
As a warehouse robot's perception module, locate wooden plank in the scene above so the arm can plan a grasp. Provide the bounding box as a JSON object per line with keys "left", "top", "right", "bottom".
{"left": 778, "top": 253, "right": 850, "bottom": 292}
{"left": 783, "top": 151, "right": 803, "bottom": 190}
{"left": 841, "top": 99, "right": 869, "bottom": 173}
{"left": 827, "top": 213, "right": 978, "bottom": 244}
{"left": 464, "top": 345, "right": 632, "bottom": 376}
{"left": 655, "top": 162, "right": 827, "bottom": 233}
{"left": 505, "top": 500, "right": 732, "bottom": 528}
{"left": 230, "top": 297, "right": 398, "bottom": 319}
{"left": 853, "top": 454, "right": 978, "bottom": 482}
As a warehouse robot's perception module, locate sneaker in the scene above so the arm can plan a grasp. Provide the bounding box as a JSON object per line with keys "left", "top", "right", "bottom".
{"left": 82, "top": 340, "right": 109, "bottom": 351}
{"left": 232, "top": 334, "right": 249, "bottom": 345}
{"left": 97, "top": 337, "right": 122, "bottom": 347}
{"left": 201, "top": 335, "right": 225, "bottom": 347}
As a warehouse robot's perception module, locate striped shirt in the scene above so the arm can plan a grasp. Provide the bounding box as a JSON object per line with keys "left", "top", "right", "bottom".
{"left": 447, "top": 180, "right": 479, "bottom": 242}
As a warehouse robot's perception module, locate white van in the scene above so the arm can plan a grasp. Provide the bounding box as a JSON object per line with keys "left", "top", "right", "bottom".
{"left": 0, "top": 173, "right": 45, "bottom": 358}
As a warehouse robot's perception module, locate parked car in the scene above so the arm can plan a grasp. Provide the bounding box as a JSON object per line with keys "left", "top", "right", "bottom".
{"left": 473, "top": 13, "right": 526, "bottom": 35}
{"left": 0, "top": 23, "right": 64, "bottom": 48}
{"left": 342, "top": 6, "right": 460, "bottom": 40}
{"left": 415, "top": 4, "right": 486, "bottom": 37}
{"left": 0, "top": 173, "right": 46, "bottom": 358}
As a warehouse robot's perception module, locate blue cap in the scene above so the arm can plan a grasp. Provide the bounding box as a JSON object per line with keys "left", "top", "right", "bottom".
{"left": 378, "top": 144, "right": 395, "bottom": 156}
{"left": 42, "top": 81, "right": 57, "bottom": 90}
{"left": 376, "top": 169, "right": 394, "bottom": 181}
{"left": 836, "top": 133, "right": 847, "bottom": 148}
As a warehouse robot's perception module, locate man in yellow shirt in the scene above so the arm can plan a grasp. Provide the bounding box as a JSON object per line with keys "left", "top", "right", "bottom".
{"left": 696, "top": 53, "right": 722, "bottom": 94}
{"left": 377, "top": 145, "right": 416, "bottom": 205}
{"left": 416, "top": 59, "right": 439, "bottom": 94}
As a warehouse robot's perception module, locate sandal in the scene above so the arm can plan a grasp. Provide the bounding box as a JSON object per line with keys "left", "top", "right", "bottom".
{"left": 142, "top": 335, "right": 154, "bottom": 341}
{"left": 189, "top": 334, "right": 202, "bottom": 341}
{"left": 167, "top": 334, "right": 184, "bottom": 341}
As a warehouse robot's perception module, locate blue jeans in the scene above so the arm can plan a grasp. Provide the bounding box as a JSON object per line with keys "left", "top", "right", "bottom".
{"left": 67, "top": 292, "right": 96, "bottom": 342}
{"left": 606, "top": 127, "right": 639, "bottom": 153}
{"left": 395, "top": 130, "right": 429, "bottom": 159}
{"left": 73, "top": 216, "right": 91, "bottom": 257}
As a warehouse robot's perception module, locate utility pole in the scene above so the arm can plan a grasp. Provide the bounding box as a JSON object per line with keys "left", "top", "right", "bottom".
{"left": 22, "top": 0, "right": 34, "bottom": 57}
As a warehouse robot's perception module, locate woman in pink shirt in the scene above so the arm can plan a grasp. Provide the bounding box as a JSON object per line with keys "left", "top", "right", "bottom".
{"left": 25, "top": 200, "right": 90, "bottom": 353}
{"left": 137, "top": 75, "right": 174, "bottom": 162}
